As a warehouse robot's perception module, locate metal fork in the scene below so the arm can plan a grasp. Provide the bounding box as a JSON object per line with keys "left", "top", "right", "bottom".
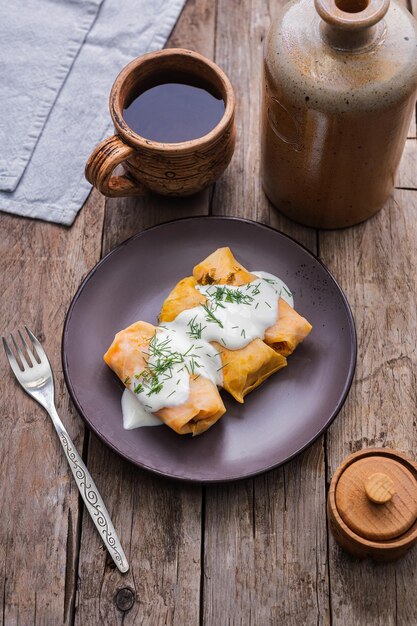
{"left": 2, "top": 327, "right": 129, "bottom": 574}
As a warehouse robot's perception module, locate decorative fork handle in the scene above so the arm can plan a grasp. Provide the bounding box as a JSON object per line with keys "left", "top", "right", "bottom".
{"left": 48, "top": 404, "right": 129, "bottom": 573}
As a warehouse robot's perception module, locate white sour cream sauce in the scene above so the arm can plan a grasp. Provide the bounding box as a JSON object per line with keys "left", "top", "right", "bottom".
{"left": 122, "top": 271, "right": 294, "bottom": 430}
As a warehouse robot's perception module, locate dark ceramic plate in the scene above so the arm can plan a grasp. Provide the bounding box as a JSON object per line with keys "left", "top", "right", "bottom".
{"left": 62, "top": 217, "right": 356, "bottom": 483}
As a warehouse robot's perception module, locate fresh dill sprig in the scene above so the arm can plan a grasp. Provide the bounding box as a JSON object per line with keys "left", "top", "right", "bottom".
{"left": 206, "top": 285, "right": 254, "bottom": 307}
{"left": 202, "top": 303, "right": 224, "bottom": 328}
{"left": 282, "top": 286, "right": 293, "bottom": 298}
{"left": 130, "top": 273, "right": 285, "bottom": 402}
{"left": 134, "top": 332, "right": 184, "bottom": 397}
{"left": 226, "top": 287, "right": 253, "bottom": 305}
{"left": 146, "top": 381, "right": 164, "bottom": 396}
{"left": 133, "top": 331, "right": 211, "bottom": 400}
{"left": 187, "top": 315, "right": 206, "bottom": 339}
{"left": 186, "top": 357, "right": 201, "bottom": 376}
{"left": 133, "top": 382, "right": 143, "bottom": 394}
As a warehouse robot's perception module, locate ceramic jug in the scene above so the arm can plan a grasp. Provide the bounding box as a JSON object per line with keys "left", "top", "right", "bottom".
{"left": 261, "top": 0, "right": 417, "bottom": 228}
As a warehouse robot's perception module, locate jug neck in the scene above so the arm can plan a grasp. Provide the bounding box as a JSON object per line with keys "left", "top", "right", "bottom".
{"left": 314, "top": 0, "right": 390, "bottom": 51}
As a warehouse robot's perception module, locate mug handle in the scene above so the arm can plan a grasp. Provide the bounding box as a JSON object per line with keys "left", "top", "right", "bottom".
{"left": 85, "top": 135, "right": 145, "bottom": 197}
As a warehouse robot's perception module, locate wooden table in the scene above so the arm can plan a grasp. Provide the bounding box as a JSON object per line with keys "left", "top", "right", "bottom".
{"left": 1, "top": 0, "right": 417, "bottom": 624}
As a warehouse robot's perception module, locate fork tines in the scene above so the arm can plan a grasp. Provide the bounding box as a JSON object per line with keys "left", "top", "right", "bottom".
{"left": 2, "top": 326, "right": 42, "bottom": 372}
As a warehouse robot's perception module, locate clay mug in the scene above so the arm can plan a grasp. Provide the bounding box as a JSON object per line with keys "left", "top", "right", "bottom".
{"left": 85, "top": 48, "right": 236, "bottom": 197}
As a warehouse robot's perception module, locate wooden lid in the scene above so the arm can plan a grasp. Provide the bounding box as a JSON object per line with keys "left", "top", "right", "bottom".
{"left": 335, "top": 455, "right": 417, "bottom": 541}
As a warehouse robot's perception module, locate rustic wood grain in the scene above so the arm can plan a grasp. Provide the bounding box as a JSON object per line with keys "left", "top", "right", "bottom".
{"left": 408, "top": 0, "right": 417, "bottom": 19}
{"left": 320, "top": 188, "right": 417, "bottom": 624}
{"left": 396, "top": 139, "right": 417, "bottom": 189}
{"left": 400, "top": 0, "right": 417, "bottom": 138}
{"left": 328, "top": 449, "right": 417, "bottom": 560}
{"left": 364, "top": 471, "right": 396, "bottom": 504}
{"left": 209, "top": 0, "right": 270, "bottom": 224}
{"left": 74, "top": 443, "right": 203, "bottom": 626}
{"left": 74, "top": 2, "right": 216, "bottom": 624}
{"left": 407, "top": 107, "right": 416, "bottom": 139}
{"left": 203, "top": 441, "right": 329, "bottom": 625}
{"left": 210, "top": 0, "right": 317, "bottom": 249}
{"left": 202, "top": 1, "right": 329, "bottom": 624}
{"left": 0, "top": 188, "right": 105, "bottom": 625}
{"left": 405, "top": 2, "right": 417, "bottom": 152}
{"left": 2, "top": 0, "right": 417, "bottom": 624}
{"left": 323, "top": 3, "right": 417, "bottom": 622}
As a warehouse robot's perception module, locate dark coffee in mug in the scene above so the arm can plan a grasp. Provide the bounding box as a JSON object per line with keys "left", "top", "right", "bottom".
{"left": 85, "top": 48, "right": 236, "bottom": 198}
{"left": 122, "top": 82, "right": 225, "bottom": 143}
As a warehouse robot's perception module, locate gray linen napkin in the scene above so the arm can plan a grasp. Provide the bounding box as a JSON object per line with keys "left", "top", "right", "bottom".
{"left": 0, "top": 0, "right": 186, "bottom": 225}
{"left": 0, "top": 0, "right": 104, "bottom": 191}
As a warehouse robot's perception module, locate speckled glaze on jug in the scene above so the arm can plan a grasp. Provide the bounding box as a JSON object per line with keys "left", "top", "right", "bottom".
{"left": 261, "top": 0, "right": 417, "bottom": 229}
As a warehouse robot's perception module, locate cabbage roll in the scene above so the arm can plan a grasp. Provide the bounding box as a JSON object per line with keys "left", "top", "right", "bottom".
{"left": 104, "top": 321, "right": 226, "bottom": 435}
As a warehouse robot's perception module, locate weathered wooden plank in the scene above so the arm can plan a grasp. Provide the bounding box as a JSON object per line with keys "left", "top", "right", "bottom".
{"left": 322, "top": 5, "right": 417, "bottom": 612}
{"left": 407, "top": 104, "right": 416, "bottom": 139}
{"left": 0, "top": 188, "right": 105, "bottom": 625}
{"left": 408, "top": 0, "right": 417, "bottom": 17}
{"left": 74, "top": 2, "right": 216, "bottom": 624}
{"left": 203, "top": 1, "right": 329, "bottom": 624}
{"left": 74, "top": 439, "right": 203, "bottom": 626}
{"left": 3, "top": 0, "right": 415, "bottom": 624}
{"left": 401, "top": 0, "right": 417, "bottom": 138}
{"left": 209, "top": 0, "right": 271, "bottom": 224}
{"left": 101, "top": 189, "right": 211, "bottom": 253}
{"left": 168, "top": 0, "right": 216, "bottom": 52}
{"left": 321, "top": 189, "right": 417, "bottom": 625}
{"left": 210, "top": 0, "right": 317, "bottom": 248}
{"left": 204, "top": 441, "right": 329, "bottom": 625}
{"left": 74, "top": 195, "right": 209, "bottom": 626}
{"left": 396, "top": 139, "right": 417, "bottom": 189}
{"left": 408, "top": 113, "right": 416, "bottom": 139}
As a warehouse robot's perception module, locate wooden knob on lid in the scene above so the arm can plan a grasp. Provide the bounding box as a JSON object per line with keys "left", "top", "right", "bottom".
{"left": 328, "top": 448, "right": 417, "bottom": 560}
{"left": 365, "top": 472, "right": 395, "bottom": 504}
